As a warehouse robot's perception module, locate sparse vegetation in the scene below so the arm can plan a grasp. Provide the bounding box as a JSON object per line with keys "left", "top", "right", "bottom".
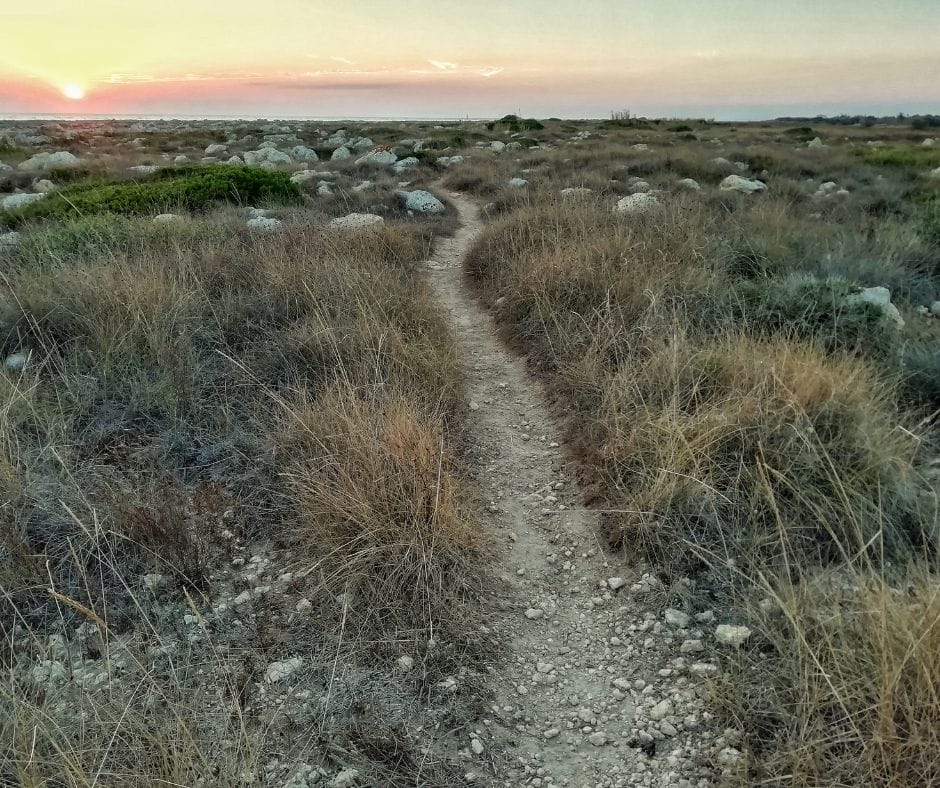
{"left": 3, "top": 115, "right": 940, "bottom": 786}
{"left": 463, "top": 122, "right": 940, "bottom": 785}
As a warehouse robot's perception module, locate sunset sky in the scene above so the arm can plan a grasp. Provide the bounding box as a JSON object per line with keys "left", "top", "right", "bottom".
{"left": 2, "top": 0, "right": 939, "bottom": 119}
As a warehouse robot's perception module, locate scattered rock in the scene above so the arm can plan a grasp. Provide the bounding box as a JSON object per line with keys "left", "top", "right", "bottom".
{"left": 397, "top": 189, "right": 445, "bottom": 214}
{"left": 329, "top": 213, "right": 384, "bottom": 231}
{"left": 290, "top": 170, "right": 319, "bottom": 184}
{"left": 4, "top": 352, "right": 28, "bottom": 372}
{"left": 264, "top": 657, "right": 303, "bottom": 683}
{"left": 435, "top": 155, "right": 464, "bottom": 168}
{"left": 846, "top": 286, "right": 904, "bottom": 329}
{"left": 244, "top": 148, "right": 291, "bottom": 166}
{"left": 719, "top": 175, "right": 767, "bottom": 194}
{"left": 18, "top": 151, "right": 79, "bottom": 171}
{"left": 588, "top": 731, "right": 608, "bottom": 746}
{"left": 1, "top": 192, "right": 46, "bottom": 210}
{"left": 664, "top": 608, "right": 690, "bottom": 628}
{"left": 614, "top": 193, "right": 660, "bottom": 214}
{"left": 246, "top": 217, "right": 282, "bottom": 232}
{"left": 508, "top": 177, "right": 528, "bottom": 189}
{"left": 153, "top": 213, "right": 182, "bottom": 224}
{"left": 328, "top": 768, "right": 360, "bottom": 788}
{"left": 291, "top": 145, "right": 320, "bottom": 162}
{"left": 355, "top": 148, "right": 397, "bottom": 167}
{"left": 396, "top": 655, "right": 414, "bottom": 672}
{"left": 715, "top": 624, "right": 752, "bottom": 647}
{"left": 807, "top": 137, "right": 825, "bottom": 148}
{"left": 0, "top": 231, "right": 20, "bottom": 248}
{"left": 648, "top": 698, "right": 674, "bottom": 721}
{"left": 560, "top": 187, "right": 592, "bottom": 198}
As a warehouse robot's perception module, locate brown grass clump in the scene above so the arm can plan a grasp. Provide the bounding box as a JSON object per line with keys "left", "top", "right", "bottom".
{"left": 726, "top": 570, "right": 940, "bottom": 786}
{"left": 280, "top": 388, "right": 483, "bottom": 628}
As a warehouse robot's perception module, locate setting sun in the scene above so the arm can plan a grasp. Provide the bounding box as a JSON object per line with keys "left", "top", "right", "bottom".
{"left": 62, "top": 83, "right": 85, "bottom": 100}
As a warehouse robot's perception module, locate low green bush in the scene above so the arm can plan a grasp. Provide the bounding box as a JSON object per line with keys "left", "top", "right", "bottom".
{"left": 0, "top": 165, "right": 302, "bottom": 228}
{"left": 730, "top": 276, "right": 902, "bottom": 358}
{"left": 856, "top": 146, "right": 940, "bottom": 169}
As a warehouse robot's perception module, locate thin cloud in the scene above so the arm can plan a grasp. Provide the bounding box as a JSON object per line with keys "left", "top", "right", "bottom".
{"left": 248, "top": 78, "right": 410, "bottom": 91}
{"left": 429, "top": 60, "right": 458, "bottom": 71}
{"left": 331, "top": 56, "right": 354, "bottom": 65}
{"left": 480, "top": 66, "right": 504, "bottom": 78}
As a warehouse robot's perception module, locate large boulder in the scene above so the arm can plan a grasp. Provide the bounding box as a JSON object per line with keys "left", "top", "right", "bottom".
{"left": 1, "top": 192, "right": 46, "bottom": 210}
{"left": 435, "top": 155, "right": 464, "bottom": 168}
{"left": 846, "top": 286, "right": 904, "bottom": 329}
{"left": 355, "top": 148, "right": 397, "bottom": 167}
{"left": 396, "top": 189, "right": 444, "bottom": 214}
{"left": 205, "top": 143, "right": 228, "bottom": 156}
{"left": 331, "top": 146, "right": 352, "bottom": 161}
{"left": 329, "top": 213, "right": 385, "bottom": 231}
{"left": 0, "top": 231, "right": 20, "bottom": 248}
{"left": 290, "top": 170, "right": 319, "bottom": 185}
{"left": 244, "top": 148, "right": 291, "bottom": 166}
{"left": 325, "top": 132, "right": 348, "bottom": 149}
{"left": 508, "top": 177, "right": 528, "bottom": 189}
{"left": 18, "top": 151, "right": 79, "bottom": 171}
{"left": 392, "top": 156, "right": 419, "bottom": 174}
{"left": 291, "top": 145, "right": 319, "bottom": 162}
{"left": 719, "top": 175, "right": 767, "bottom": 194}
{"left": 807, "top": 137, "right": 825, "bottom": 149}
{"left": 677, "top": 178, "right": 701, "bottom": 191}
{"left": 929, "top": 166, "right": 940, "bottom": 180}
{"left": 614, "top": 193, "right": 660, "bottom": 214}
{"left": 246, "top": 217, "right": 282, "bottom": 232}
{"left": 350, "top": 137, "right": 374, "bottom": 152}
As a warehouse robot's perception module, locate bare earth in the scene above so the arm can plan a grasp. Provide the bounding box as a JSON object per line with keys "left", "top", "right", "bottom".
{"left": 424, "top": 192, "right": 728, "bottom": 787}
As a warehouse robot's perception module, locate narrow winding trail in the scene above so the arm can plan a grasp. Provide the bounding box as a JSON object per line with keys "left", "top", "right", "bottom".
{"left": 425, "top": 193, "right": 718, "bottom": 788}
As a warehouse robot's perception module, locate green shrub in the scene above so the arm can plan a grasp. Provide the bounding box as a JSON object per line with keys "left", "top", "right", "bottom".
{"left": 0, "top": 165, "right": 302, "bottom": 228}
{"left": 521, "top": 118, "right": 544, "bottom": 131}
{"left": 784, "top": 126, "right": 816, "bottom": 141}
{"left": 669, "top": 124, "right": 693, "bottom": 133}
{"left": 856, "top": 146, "right": 940, "bottom": 169}
{"left": 730, "top": 276, "right": 903, "bottom": 359}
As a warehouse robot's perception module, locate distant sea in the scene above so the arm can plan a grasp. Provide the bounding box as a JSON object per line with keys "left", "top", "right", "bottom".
{"left": 0, "top": 113, "right": 499, "bottom": 122}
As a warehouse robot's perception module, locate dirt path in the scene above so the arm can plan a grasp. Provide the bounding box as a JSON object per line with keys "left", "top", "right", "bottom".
{"left": 425, "top": 192, "right": 722, "bottom": 787}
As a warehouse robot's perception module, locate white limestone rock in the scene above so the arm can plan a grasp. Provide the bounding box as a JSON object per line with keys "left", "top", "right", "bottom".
{"left": 397, "top": 189, "right": 444, "bottom": 214}
{"left": 614, "top": 193, "right": 660, "bottom": 214}
{"left": 329, "top": 213, "right": 384, "bottom": 231}
{"left": 1, "top": 192, "right": 46, "bottom": 210}
{"left": 719, "top": 175, "right": 767, "bottom": 194}
{"left": 246, "top": 217, "right": 282, "bottom": 232}
{"left": 18, "top": 151, "right": 79, "bottom": 171}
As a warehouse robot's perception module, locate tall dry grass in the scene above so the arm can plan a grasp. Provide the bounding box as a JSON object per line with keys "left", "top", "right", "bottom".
{"left": 0, "top": 207, "right": 486, "bottom": 784}
{"left": 465, "top": 161, "right": 940, "bottom": 785}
